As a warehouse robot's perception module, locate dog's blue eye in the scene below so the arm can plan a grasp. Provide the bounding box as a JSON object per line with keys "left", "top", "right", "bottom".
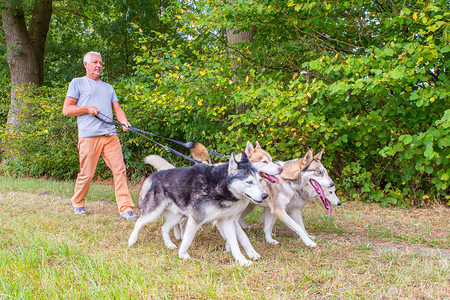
{"left": 246, "top": 180, "right": 253, "bottom": 185}
{"left": 317, "top": 170, "right": 323, "bottom": 175}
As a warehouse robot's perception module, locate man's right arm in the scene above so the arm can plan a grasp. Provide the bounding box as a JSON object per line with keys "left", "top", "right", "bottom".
{"left": 63, "top": 96, "right": 99, "bottom": 117}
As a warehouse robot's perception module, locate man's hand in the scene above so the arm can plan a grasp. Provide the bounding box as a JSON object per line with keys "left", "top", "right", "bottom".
{"left": 122, "top": 121, "right": 131, "bottom": 132}
{"left": 87, "top": 106, "right": 100, "bottom": 116}
{"left": 112, "top": 101, "right": 130, "bottom": 132}
{"left": 63, "top": 97, "right": 100, "bottom": 117}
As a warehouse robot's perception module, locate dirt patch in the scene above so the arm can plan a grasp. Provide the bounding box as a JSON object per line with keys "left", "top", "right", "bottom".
{"left": 317, "top": 232, "right": 450, "bottom": 258}
{"left": 260, "top": 200, "right": 450, "bottom": 258}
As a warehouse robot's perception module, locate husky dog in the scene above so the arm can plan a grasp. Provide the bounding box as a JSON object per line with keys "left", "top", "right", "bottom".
{"left": 240, "top": 150, "right": 341, "bottom": 246}
{"left": 145, "top": 141, "right": 282, "bottom": 240}
{"left": 128, "top": 152, "right": 269, "bottom": 266}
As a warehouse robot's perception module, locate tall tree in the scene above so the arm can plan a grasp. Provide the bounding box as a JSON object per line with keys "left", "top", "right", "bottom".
{"left": 1, "top": 0, "right": 52, "bottom": 126}
{"left": 225, "top": 0, "right": 252, "bottom": 83}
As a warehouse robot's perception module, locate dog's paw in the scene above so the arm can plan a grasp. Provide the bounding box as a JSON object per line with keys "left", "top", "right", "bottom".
{"left": 305, "top": 240, "right": 317, "bottom": 248}
{"left": 309, "top": 234, "right": 316, "bottom": 240}
{"left": 237, "top": 259, "right": 253, "bottom": 267}
{"left": 165, "top": 242, "right": 177, "bottom": 249}
{"left": 179, "top": 252, "right": 191, "bottom": 260}
{"left": 266, "top": 237, "right": 279, "bottom": 245}
{"left": 224, "top": 242, "right": 231, "bottom": 252}
{"left": 247, "top": 251, "right": 261, "bottom": 260}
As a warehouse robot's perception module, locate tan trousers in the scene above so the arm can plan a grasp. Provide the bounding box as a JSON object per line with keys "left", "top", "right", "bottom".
{"left": 71, "top": 135, "right": 134, "bottom": 214}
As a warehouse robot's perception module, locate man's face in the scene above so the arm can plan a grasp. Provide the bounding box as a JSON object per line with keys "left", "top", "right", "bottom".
{"left": 84, "top": 53, "right": 103, "bottom": 80}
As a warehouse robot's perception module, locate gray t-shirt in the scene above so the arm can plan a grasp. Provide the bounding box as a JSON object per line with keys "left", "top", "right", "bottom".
{"left": 66, "top": 76, "right": 119, "bottom": 139}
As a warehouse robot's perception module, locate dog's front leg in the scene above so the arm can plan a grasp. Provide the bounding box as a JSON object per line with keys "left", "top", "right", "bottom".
{"left": 234, "top": 218, "right": 260, "bottom": 260}
{"left": 274, "top": 209, "right": 316, "bottom": 247}
{"left": 263, "top": 208, "right": 280, "bottom": 244}
{"left": 287, "top": 208, "right": 315, "bottom": 240}
{"left": 238, "top": 203, "right": 255, "bottom": 228}
{"left": 220, "top": 218, "right": 252, "bottom": 266}
{"left": 178, "top": 218, "right": 202, "bottom": 260}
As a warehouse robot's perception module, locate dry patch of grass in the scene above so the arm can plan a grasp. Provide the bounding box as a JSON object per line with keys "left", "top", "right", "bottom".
{"left": 0, "top": 178, "right": 448, "bottom": 299}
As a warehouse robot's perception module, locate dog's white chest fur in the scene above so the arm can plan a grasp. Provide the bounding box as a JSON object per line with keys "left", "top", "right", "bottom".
{"left": 203, "top": 198, "right": 250, "bottom": 223}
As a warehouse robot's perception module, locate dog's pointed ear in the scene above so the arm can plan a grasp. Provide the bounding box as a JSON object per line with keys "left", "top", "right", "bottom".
{"left": 313, "top": 149, "right": 323, "bottom": 161}
{"left": 245, "top": 141, "right": 254, "bottom": 156}
{"left": 255, "top": 141, "right": 262, "bottom": 150}
{"left": 228, "top": 153, "right": 238, "bottom": 175}
{"left": 300, "top": 150, "right": 314, "bottom": 170}
{"left": 240, "top": 151, "right": 250, "bottom": 163}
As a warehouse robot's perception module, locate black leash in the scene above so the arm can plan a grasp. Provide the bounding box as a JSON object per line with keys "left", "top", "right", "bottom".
{"left": 95, "top": 113, "right": 205, "bottom": 164}
{"left": 96, "top": 113, "right": 192, "bottom": 148}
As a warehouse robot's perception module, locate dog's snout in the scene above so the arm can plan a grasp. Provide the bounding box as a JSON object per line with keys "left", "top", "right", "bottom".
{"left": 337, "top": 201, "right": 342, "bottom": 206}
{"left": 262, "top": 193, "right": 268, "bottom": 200}
{"left": 278, "top": 167, "right": 283, "bottom": 173}
{"left": 330, "top": 182, "right": 335, "bottom": 187}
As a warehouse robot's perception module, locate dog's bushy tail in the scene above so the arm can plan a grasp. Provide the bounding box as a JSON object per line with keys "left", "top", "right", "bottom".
{"left": 144, "top": 155, "right": 175, "bottom": 171}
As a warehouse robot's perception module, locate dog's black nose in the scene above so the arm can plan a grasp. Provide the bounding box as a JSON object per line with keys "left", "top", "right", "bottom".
{"left": 337, "top": 201, "right": 342, "bottom": 206}
{"left": 330, "top": 182, "right": 335, "bottom": 187}
{"left": 262, "top": 193, "right": 268, "bottom": 200}
{"left": 278, "top": 167, "right": 283, "bottom": 173}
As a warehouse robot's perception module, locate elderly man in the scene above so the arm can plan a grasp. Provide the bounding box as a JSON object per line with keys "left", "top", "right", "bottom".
{"left": 63, "top": 51, "right": 138, "bottom": 221}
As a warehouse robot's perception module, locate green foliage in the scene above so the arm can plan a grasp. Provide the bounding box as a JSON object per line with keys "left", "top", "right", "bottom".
{"left": 1, "top": 0, "right": 448, "bottom": 206}
{"left": 121, "top": 0, "right": 449, "bottom": 205}
{"left": 0, "top": 80, "right": 10, "bottom": 127}
{"left": 44, "top": 0, "right": 180, "bottom": 84}
{"left": 0, "top": 86, "right": 79, "bottom": 178}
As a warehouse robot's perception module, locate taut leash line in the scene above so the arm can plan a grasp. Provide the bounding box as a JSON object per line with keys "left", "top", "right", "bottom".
{"left": 96, "top": 113, "right": 194, "bottom": 148}
{"left": 94, "top": 113, "right": 204, "bottom": 165}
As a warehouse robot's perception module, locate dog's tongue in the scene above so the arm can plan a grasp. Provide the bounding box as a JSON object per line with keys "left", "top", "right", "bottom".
{"left": 310, "top": 179, "right": 333, "bottom": 214}
{"left": 260, "top": 172, "right": 280, "bottom": 184}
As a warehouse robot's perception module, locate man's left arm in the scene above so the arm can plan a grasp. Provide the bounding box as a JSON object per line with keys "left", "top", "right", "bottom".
{"left": 112, "top": 101, "right": 131, "bottom": 132}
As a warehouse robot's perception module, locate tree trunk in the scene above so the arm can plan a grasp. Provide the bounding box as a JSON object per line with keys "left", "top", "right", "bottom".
{"left": 226, "top": 26, "right": 253, "bottom": 74}
{"left": 1, "top": 0, "right": 52, "bottom": 127}
{"left": 226, "top": 0, "right": 253, "bottom": 112}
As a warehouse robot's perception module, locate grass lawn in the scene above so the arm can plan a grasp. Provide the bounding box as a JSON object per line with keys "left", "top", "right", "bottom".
{"left": 0, "top": 177, "right": 448, "bottom": 299}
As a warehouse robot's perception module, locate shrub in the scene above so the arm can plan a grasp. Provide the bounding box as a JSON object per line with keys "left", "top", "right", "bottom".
{"left": 1, "top": 86, "right": 79, "bottom": 179}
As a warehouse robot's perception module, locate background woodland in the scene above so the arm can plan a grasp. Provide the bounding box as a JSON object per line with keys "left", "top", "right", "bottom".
{"left": 1, "top": 0, "right": 449, "bottom": 207}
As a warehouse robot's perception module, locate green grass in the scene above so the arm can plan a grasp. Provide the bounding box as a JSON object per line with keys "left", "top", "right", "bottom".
{"left": 0, "top": 177, "right": 448, "bottom": 299}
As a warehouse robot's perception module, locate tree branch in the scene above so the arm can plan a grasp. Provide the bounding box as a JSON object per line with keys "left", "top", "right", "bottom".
{"left": 52, "top": 6, "right": 92, "bottom": 21}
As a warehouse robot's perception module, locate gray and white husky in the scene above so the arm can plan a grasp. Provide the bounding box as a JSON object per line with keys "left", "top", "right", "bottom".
{"left": 128, "top": 152, "right": 268, "bottom": 266}
{"left": 145, "top": 141, "right": 282, "bottom": 241}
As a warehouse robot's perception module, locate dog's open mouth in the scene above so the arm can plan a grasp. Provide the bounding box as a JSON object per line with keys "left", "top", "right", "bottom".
{"left": 259, "top": 172, "right": 279, "bottom": 184}
{"left": 244, "top": 193, "right": 263, "bottom": 204}
{"left": 310, "top": 179, "right": 333, "bottom": 214}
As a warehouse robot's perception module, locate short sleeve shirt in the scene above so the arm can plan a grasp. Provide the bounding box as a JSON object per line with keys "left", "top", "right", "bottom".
{"left": 66, "top": 76, "right": 119, "bottom": 139}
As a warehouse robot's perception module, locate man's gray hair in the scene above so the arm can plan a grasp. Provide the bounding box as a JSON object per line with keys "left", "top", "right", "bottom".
{"left": 84, "top": 51, "right": 102, "bottom": 64}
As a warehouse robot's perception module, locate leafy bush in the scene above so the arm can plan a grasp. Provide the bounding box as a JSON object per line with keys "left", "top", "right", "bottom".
{"left": 0, "top": 86, "right": 80, "bottom": 178}
{"left": 1, "top": 0, "right": 448, "bottom": 207}
{"left": 117, "top": 1, "right": 449, "bottom": 206}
